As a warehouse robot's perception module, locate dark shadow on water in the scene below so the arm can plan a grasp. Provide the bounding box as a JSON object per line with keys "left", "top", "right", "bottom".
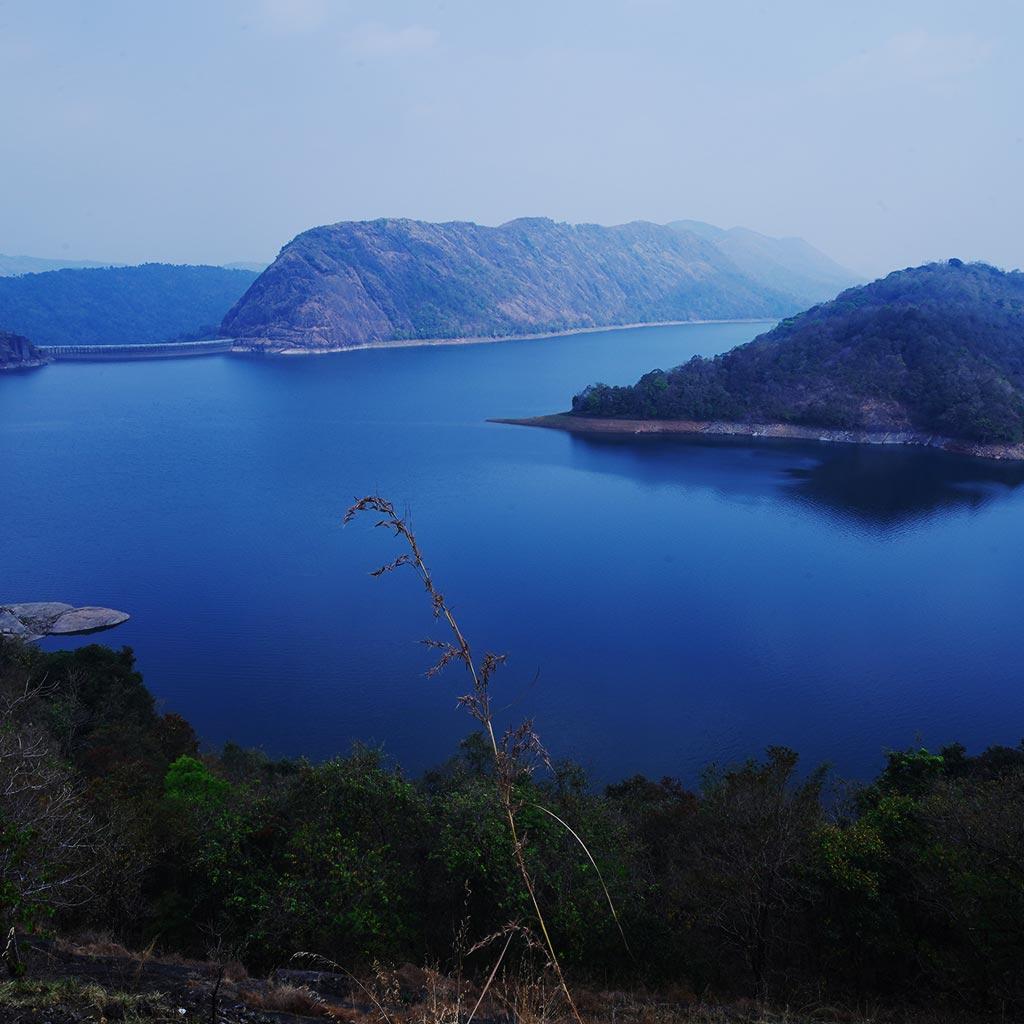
{"left": 562, "top": 432, "right": 1024, "bottom": 530}
{"left": 782, "top": 443, "right": 1024, "bottom": 528}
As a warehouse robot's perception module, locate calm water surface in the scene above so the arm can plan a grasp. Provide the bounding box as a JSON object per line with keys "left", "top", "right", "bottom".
{"left": 3, "top": 322, "right": 1023, "bottom": 783}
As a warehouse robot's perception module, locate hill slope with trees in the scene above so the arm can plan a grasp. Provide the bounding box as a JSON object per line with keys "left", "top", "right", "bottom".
{"left": 571, "top": 261, "right": 1024, "bottom": 447}
{"left": 0, "top": 264, "right": 258, "bottom": 346}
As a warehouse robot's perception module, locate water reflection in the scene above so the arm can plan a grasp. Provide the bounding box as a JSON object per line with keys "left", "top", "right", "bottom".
{"left": 783, "top": 444, "right": 1024, "bottom": 528}
{"left": 564, "top": 433, "right": 1024, "bottom": 529}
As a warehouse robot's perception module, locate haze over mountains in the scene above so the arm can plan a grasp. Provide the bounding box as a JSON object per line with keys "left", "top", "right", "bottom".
{"left": 221, "top": 218, "right": 861, "bottom": 352}
{"left": 0, "top": 253, "right": 117, "bottom": 276}
{"left": 669, "top": 221, "right": 863, "bottom": 308}
{"left": 0, "top": 254, "right": 268, "bottom": 277}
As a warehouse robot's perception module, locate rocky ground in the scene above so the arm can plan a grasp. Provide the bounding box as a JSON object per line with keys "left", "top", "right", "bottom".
{"left": 0, "top": 937, "right": 971, "bottom": 1024}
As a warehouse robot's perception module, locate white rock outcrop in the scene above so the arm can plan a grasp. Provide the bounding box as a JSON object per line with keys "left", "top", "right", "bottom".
{"left": 0, "top": 602, "right": 130, "bottom": 642}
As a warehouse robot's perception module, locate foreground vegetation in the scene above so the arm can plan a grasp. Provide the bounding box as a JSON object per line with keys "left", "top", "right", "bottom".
{"left": 574, "top": 260, "right": 1024, "bottom": 444}
{"left": 2, "top": 634, "right": 1022, "bottom": 1019}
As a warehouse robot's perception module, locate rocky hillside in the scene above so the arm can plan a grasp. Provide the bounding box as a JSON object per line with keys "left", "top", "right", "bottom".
{"left": 0, "top": 329, "right": 46, "bottom": 370}
{"left": 572, "top": 260, "right": 1024, "bottom": 445}
{"left": 220, "top": 217, "right": 828, "bottom": 351}
{"left": 0, "top": 264, "right": 258, "bottom": 346}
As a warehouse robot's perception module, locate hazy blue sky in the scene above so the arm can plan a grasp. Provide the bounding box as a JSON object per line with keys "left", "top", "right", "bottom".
{"left": 1, "top": 0, "right": 1020, "bottom": 275}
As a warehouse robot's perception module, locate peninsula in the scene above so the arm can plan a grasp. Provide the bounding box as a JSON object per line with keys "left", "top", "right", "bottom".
{"left": 499, "top": 261, "right": 1024, "bottom": 460}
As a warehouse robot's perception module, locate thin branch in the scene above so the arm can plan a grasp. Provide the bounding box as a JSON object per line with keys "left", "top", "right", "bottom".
{"left": 532, "top": 802, "right": 634, "bottom": 961}
{"left": 466, "top": 929, "right": 515, "bottom": 1024}
{"left": 291, "top": 952, "right": 394, "bottom": 1024}
{"left": 345, "top": 495, "right": 586, "bottom": 1024}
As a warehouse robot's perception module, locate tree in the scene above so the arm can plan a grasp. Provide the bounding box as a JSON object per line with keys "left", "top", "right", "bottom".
{"left": 0, "top": 670, "right": 101, "bottom": 974}
{"left": 687, "top": 747, "right": 825, "bottom": 997}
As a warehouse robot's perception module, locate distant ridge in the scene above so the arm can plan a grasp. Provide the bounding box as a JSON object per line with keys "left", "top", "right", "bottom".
{"left": 220, "top": 217, "right": 857, "bottom": 352}
{"left": 0, "top": 253, "right": 269, "bottom": 277}
{"left": 668, "top": 220, "right": 862, "bottom": 306}
{"left": 0, "top": 253, "right": 119, "bottom": 276}
{"left": 0, "top": 264, "right": 259, "bottom": 346}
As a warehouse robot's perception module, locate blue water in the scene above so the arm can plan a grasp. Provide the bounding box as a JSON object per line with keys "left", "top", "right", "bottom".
{"left": 3, "top": 321, "right": 1024, "bottom": 784}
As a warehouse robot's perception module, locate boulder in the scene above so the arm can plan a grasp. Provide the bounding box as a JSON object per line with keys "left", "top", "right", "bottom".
{"left": 50, "top": 606, "right": 131, "bottom": 635}
{"left": 0, "top": 610, "right": 30, "bottom": 638}
{"left": 0, "top": 602, "right": 129, "bottom": 641}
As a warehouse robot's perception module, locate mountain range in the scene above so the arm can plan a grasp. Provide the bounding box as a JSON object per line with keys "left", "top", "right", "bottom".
{"left": 0, "top": 222, "right": 858, "bottom": 354}
{"left": 220, "top": 218, "right": 861, "bottom": 352}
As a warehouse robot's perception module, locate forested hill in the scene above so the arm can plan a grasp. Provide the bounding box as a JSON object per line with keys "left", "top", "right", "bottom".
{"left": 0, "top": 264, "right": 258, "bottom": 346}
{"left": 572, "top": 260, "right": 1024, "bottom": 444}
{"left": 219, "top": 217, "right": 846, "bottom": 351}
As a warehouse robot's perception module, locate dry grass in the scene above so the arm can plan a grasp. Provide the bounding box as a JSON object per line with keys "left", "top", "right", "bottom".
{"left": 0, "top": 977, "right": 177, "bottom": 1022}
{"left": 299, "top": 974, "right": 929, "bottom": 1024}
{"left": 54, "top": 932, "right": 247, "bottom": 983}
{"left": 239, "top": 981, "right": 339, "bottom": 1017}
{"left": 346, "top": 495, "right": 634, "bottom": 1024}
{"left": 382, "top": 986, "right": 990, "bottom": 1024}
{"left": 22, "top": 939, "right": 987, "bottom": 1024}
{"left": 56, "top": 931, "right": 137, "bottom": 959}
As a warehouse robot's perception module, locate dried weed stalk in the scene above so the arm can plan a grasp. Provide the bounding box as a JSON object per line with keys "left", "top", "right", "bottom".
{"left": 344, "top": 495, "right": 588, "bottom": 1024}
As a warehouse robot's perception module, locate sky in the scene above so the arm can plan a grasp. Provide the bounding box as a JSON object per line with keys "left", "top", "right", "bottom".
{"left": 0, "top": 0, "right": 1020, "bottom": 277}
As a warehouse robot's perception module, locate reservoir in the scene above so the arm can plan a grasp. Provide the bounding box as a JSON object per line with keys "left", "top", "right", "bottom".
{"left": 3, "top": 321, "right": 1023, "bottom": 783}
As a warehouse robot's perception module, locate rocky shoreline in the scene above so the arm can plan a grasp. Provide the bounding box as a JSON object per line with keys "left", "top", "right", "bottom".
{"left": 0, "top": 329, "right": 49, "bottom": 370}
{"left": 491, "top": 413, "right": 1024, "bottom": 461}
{"left": 0, "top": 354, "right": 50, "bottom": 371}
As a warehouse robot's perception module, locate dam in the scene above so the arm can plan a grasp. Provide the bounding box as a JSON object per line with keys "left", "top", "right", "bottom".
{"left": 40, "top": 338, "right": 235, "bottom": 361}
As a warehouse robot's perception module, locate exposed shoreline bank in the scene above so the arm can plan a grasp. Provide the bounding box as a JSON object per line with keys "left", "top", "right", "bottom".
{"left": 491, "top": 413, "right": 1024, "bottom": 462}
{"left": 230, "top": 317, "right": 777, "bottom": 356}
{"left": 1, "top": 320, "right": 776, "bottom": 370}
